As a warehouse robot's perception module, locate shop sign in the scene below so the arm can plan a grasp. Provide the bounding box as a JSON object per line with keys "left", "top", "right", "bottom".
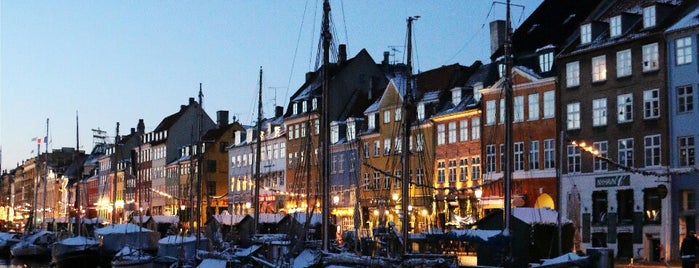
{"left": 595, "top": 175, "right": 630, "bottom": 187}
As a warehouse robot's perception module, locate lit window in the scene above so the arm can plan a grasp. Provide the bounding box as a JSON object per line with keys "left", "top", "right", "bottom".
{"left": 616, "top": 49, "right": 632, "bottom": 77}
{"left": 618, "top": 94, "right": 633, "bottom": 123}
{"left": 609, "top": 16, "right": 621, "bottom": 37}
{"left": 676, "top": 37, "right": 693, "bottom": 65}
{"left": 644, "top": 134, "right": 661, "bottom": 167}
{"left": 567, "top": 102, "right": 581, "bottom": 130}
{"left": 581, "top": 24, "right": 592, "bottom": 44}
{"left": 643, "top": 6, "right": 656, "bottom": 28}
{"left": 643, "top": 89, "right": 660, "bottom": 119}
{"left": 642, "top": 43, "right": 659, "bottom": 71}
{"left": 592, "top": 98, "right": 607, "bottom": 127}
{"left": 592, "top": 55, "right": 607, "bottom": 82}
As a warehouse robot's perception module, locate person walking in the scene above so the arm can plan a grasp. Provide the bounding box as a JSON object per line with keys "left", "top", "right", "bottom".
{"left": 681, "top": 231, "right": 699, "bottom": 268}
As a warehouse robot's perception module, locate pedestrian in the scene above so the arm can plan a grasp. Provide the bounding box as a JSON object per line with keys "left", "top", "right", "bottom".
{"left": 681, "top": 231, "right": 698, "bottom": 268}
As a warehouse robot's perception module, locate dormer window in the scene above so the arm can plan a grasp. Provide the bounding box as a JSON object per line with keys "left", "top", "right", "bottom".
{"left": 539, "top": 51, "right": 553, "bottom": 72}
{"left": 293, "top": 103, "right": 298, "bottom": 114}
{"left": 417, "top": 103, "right": 425, "bottom": 121}
{"left": 451, "top": 88, "right": 461, "bottom": 106}
{"left": 312, "top": 98, "right": 318, "bottom": 110}
{"left": 302, "top": 100, "right": 307, "bottom": 113}
{"left": 473, "top": 83, "right": 483, "bottom": 102}
{"left": 581, "top": 24, "right": 592, "bottom": 44}
{"left": 368, "top": 113, "right": 376, "bottom": 129}
{"left": 609, "top": 16, "right": 621, "bottom": 38}
{"left": 346, "top": 118, "right": 356, "bottom": 141}
{"left": 643, "top": 6, "right": 656, "bottom": 28}
{"left": 498, "top": 63, "right": 506, "bottom": 78}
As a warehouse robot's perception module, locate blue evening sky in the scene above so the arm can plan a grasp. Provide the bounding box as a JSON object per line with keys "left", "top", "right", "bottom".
{"left": 0, "top": 0, "right": 540, "bottom": 170}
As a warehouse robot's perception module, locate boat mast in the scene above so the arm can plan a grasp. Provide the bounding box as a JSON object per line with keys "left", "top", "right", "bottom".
{"left": 402, "top": 15, "right": 418, "bottom": 256}
{"left": 253, "top": 67, "right": 263, "bottom": 236}
{"left": 321, "top": 0, "right": 332, "bottom": 252}
{"left": 113, "top": 122, "right": 120, "bottom": 224}
{"left": 75, "top": 111, "right": 83, "bottom": 237}
{"left": 503, "top": 0, "right": 514, "bottom": 265}
{"left": 42, "top": 118, "right": 48, "bottom": 230}
{"left": 196, "top": 83, "right": 204, "bottom": 249}
{"left": 30, "top": 134, "right": 40, "bottom": 234}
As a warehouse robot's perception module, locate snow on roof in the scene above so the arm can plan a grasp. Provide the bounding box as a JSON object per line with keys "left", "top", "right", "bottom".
{"left": 666, "top": 5, "right": 699, "bottom": 33}
{"left": 292, "top": 249, "right": 321, "bottom": 268}
{"left": 58, "top": 236, "right": 99, "bottom": 246}
{"left": 158, "top": 235, "right": 197, "bottom": 245}
{"left": 213, "top": 214, "right": 248, "bottom": 225}
{"left": 512, "top": 207, "right": 568, "bottom": 225}
{"left": 95, "top": 223, "right": 154, "bottom": 235}
{"left": 290, "top": 213, "right": 322, "bottom": 225}
{"left": 257, "top": 213, "right": 285, "bottom": 224}
{"left": 448, "top": 229, "right": 502, "bottom": 242}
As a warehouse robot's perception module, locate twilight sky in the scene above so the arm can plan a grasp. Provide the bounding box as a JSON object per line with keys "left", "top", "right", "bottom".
{"left": 0, "top": 0, "right": 540, "bottom": 170}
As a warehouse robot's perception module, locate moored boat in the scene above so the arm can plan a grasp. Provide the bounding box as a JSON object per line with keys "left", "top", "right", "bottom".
{"left": 94, "top": 223, "right": 159, "bottom": 255}
{"left": 51, "top": 235, "right": 100, "bottom": 268}
{"left": 10, "top": 230, "right": 56, "bottom": 258}
{"left": 155, "top": 234, "right": 208, "bottom": 267}
{"left": 111, "top": 246, "right": 154, "bottom": 268}
{"left": 0, "top": 232, "right": 20, "bottom": 256}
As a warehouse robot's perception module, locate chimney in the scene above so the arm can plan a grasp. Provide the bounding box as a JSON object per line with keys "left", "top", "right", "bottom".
{"left": 338, "top": 44, "right": 347, "bottom": 65}
{"left": 216, "top": 110, "right": 229, "bottom": 128}
{"left": 189, "top": 97, "right": 195, "bottom": 105}
{"left": 306, "top": 72, "right": 314, "bottom": 82}
{"left": 275, "top": 106, "right": 284, "bottom": 117}
{"left": 137, "top": 119, "right": 145, "bottom": 134}
{"left": 490, "top": 20, "right": 506, "bottom": 57}
{"left": 382, "top": 51, "right": 390, "bottom": 65}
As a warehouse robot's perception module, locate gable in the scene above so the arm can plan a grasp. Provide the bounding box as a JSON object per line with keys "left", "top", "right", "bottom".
{"left": 377, "top": 79, "right": 403, "bottom": 109}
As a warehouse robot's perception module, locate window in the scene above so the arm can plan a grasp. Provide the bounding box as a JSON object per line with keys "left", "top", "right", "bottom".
{"left": 394, "top": 171, "right": 401, "bottom": 188}
{"left": 618, "top": 138, "right": 634, "bottom": 167}
{"left": 486, "top": 100, "right": 496, "bottom": 125}
{"left": 592, "top": 55, "right": 607, "bottom": 82}
{"left": 471, "top": 117, "right": 480, "bottom": 140}
{"left": 643, "top": 6, "right": 656, "bottom": 28}
{"left": 395, "top": 107, "right": 402, "bottom": 121}
{"left": 592, "top": 98, "right": 607, "bottom": 127}
{"left": 616, "top": 49, "right": 632, "bottom": 77}
{"left": 592, "top": 191, "right": 608, "bottom": 225}
{"left": 500, "top": 144, "right": 505, "bottom": 172}
{"left": 383, "top": 110, "right": 391, "bottom": 123}
{"left": 448, "top": 159, "right": 457, "bottom": 183}
{"left": 486, "top": 144, "right": 496, "bottom": 173}
{"left": 567, "top": 145, "right": 581, "bottom": 173}
{"left": 293, "top": 103, "right": 298, "bottom": 114}
{"left": 528, "top": 93, "right": 539, "bottom": 120}
{"left": 514, "top": 142, "right": 524, "bottom": 171}
{"left": 644, "top": 134, "right": 661, "bottom": 167}
{"left": 682, "top": 190, "right": 696, "bottom": 211}
{"left": 448, "top": 122, "right": 457, "bottom": 144}
{"left": 459, "top": 120, "right": 468, "bottom": 142}
{"left": 499, "top": 99, "right": 505, "bottom": 124}
{"left": 567, "top": 102, "right": 581, "bottom": 130}
{"left": 609, "top": 16, "right": 621, "bottom": 37}
{"left": 373, "top": 140, "right": 380, "bottom": 156}
{"left": 581, "top": 24, "right": 591, "bottom": 44}
{"left": 384, "top": 138, "right": 391, "bottom": 155}
{"left": 459, "top": 158, "right": 468, "bottom": 181}
{"left": 676, "top": 37, "right": 693, "bottom": 65}
{"left": 679, "top": 136, "right": 696, "bottom": 167}
{"left": 417, "top": 103, "right": 425, "bottom": 121}
{"left": 437, "top": 160, "right": 446, "bottom": 183}
{"left": 437, "top": 124, "right": 446, "bottom": 145}
{"left": 302, "top": 100, "right": 307, "bottom": 113}
{"left": 544, "top": 139, "right": 555, "bottom": 169}
{"left": 416, "top": 133, "right": 424, "bottom": 152}
{"left": 514, "top": 96, "right": 524, "bottom": 122}
{"left": 678, "top": 85, "right": 694, "bottom": 113}
{"left": 543, "top": 91, "right": 555, "bottom": 118}
{"left": 294, "top": 124, "right": 300, "bottom": 138}
{"left": 363, "top": 142, "right": 369, "bottom": 158}
{"left": 312, "top": 98, "right": 318, "bottom": 110}
{"left": 618, "top": 94, "right": 633, "bottom": 123}
{"left": 384, "top": 175, "right": 390, "bottom": 189}
{"left": 471, "top": 157, "right": 481, "bottom": 181}
{"left": 529, "top": 140, "right": 539, "bottom": 170}
{"left": 644, "top": 187, "right": 662, "bottom": 223}
{"left": 617, "top": 189, "right": 634, "bottom": 224}
{"left": 593, "top": 141, "right": 608, "bottom": 172}
{"left": 315, "top": 119, "right": 320, "bottom": 135}
{"left": 498, "top": 63, "right": 506, "bottom": 78}
{"left": 452, "top": 89, "right": 461, "bottom": 106}
{"left": 368, "top": 114, "right": 376, "bottom": 129}
{"left": 395, "top": 137, "right": 402, "bottom": 154}
{"left": 642, "top": 43, "right": 659, "bottom": 72}
{"left": 566, "top": 61, "right": 580, "bottom": 88}
{"left": 416, "top": 168, "right": 424, "bottom": 187}
{"left": 539, "top": 51, "right": 553, "bottom": 72}
{"left": 643, "top": 89, "right": 660, "bottom": 119}
{"left": 373, "top": 172, "right": 380, "bottom": 190}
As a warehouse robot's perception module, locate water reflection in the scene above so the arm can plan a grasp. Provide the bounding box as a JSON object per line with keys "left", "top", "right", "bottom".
{"left": 0, "top": 258, "right": 51, "bottom": 268}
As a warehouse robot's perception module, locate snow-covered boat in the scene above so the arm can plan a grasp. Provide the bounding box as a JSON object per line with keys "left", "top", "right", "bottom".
{"left": 10, "top": 230, "right": 56, "bottom": 258}
{"left": 0, "top": 232, "right": 20, "bottom": 256}
{"left": 111, "top": 246, "right": 154, "bottom": 268}
{"left": 94, "top": 223, "right": 159, "bottom": 255}
{"left": 154, "top": 234, "right": 208, "bottom": 266}
{"left": 51, "top": 235, "right": 100, "bottom": 268}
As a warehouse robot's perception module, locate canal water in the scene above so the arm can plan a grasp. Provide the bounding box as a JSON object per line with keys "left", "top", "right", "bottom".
{"left": 0, "top": 257, "right": 52, "bottom": 267}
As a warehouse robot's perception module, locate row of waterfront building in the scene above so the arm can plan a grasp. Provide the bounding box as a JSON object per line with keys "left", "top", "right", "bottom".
{"left": 2, "top": 0, "right": 699, "bottom": 263}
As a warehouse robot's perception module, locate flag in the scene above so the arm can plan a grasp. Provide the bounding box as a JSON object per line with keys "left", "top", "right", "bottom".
{"left": 37, "top": 138, "right": 42, "bottom": 144}
{"left": 44, "top": 136, "right": 48, "bottom": 144}
{"left": 31, "top": 137, "right": 37, "bottom": 142}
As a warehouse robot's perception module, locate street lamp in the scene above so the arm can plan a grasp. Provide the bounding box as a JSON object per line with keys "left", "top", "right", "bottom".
{"left": 474, "top": 188, "right": 483, "bottom": 219}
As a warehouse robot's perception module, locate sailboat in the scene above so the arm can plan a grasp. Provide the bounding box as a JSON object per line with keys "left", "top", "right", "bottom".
{"left": 11, "top": 130, "right": 56, "bottom": 259}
